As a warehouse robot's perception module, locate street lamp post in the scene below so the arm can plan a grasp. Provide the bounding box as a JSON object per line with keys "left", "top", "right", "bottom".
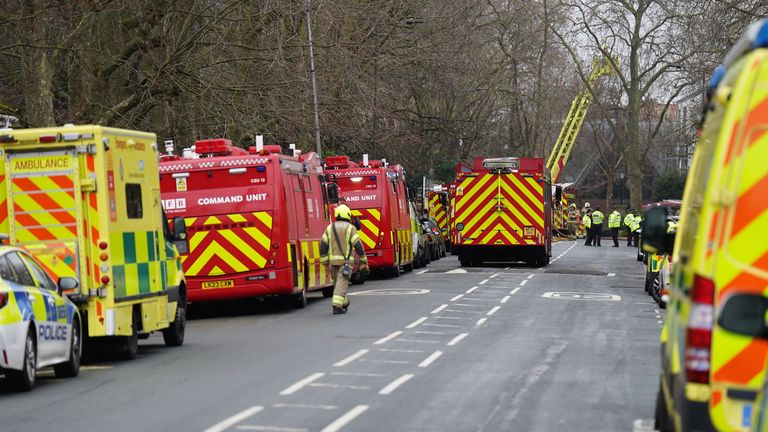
{"left": 305, "top": 0, "right": 322, "bottom": 156}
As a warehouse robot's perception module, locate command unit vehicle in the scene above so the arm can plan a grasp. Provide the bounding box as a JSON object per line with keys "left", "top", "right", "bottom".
{"left": 0, "top": 125, "right": 187, "bottom": 359}
{"left": 450, "top": 157, "right": 551, "bottom": 267}
{"left": 160, "top": 139, "right": 336, "bottom": 307}
{"left": 0, "top": 245, "right": 81, "bottom": 390}
{"left": 427, "top": 185, "right": 451, "bottom": 250}
{"left": 325, "top": 156, "right": 413, "bottom": 277}
{"left": 643, "top": 19, "right": 768, "bottom": 432}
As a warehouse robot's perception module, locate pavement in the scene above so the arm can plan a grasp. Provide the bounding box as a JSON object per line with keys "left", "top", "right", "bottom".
{"left": 0, "top": 240, "right": 662, "bottom": 432}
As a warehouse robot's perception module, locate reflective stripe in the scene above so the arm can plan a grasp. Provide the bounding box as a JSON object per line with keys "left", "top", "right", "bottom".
{"left": 332, "top": 295, "right": 348, "bottom": 307}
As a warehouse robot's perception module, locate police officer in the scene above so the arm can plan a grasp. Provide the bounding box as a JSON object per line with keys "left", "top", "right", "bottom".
{"left": 624, "top": 210, "right": 635, "bottom": 247}
{"left": 591, "top": 207, "right": 604, "bottom": 246}
{"left": 631, "top": 212, "right": 642, "bottom": 247}
{"left": 583, "top": 209, "right": 593, "bottom": 246}
{"left": 608, "top": 208, "right": 622, "bottom": 247}
{"left": 320, "top": 205, "right": 369, "bottom": 314}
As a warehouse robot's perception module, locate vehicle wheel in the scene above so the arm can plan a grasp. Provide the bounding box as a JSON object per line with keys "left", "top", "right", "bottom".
{"left": 459, "top": 256, "right": 471, "bottom": 267}
{"left": 291, "top": 289, "right": 307, "bottom": 309}
{"left": 7, "top": 327, "right": 36, "bottom": 391}
{"left": 654, "top": 385, "right": 671, "bottom": 432}
{"left": 651, "top": 273, "right": 662, "bottom": 305}
{"left": 322, "top": 286, "right": 334, "bottom": 298}
{"left": 537, "top": 255, "right": 550, "bottom": 267}
{"left": 441, "top": 245, "right": 447, "bottom": 258}
{"left": 413, "top": 252, "right": 421, "bottom": 269}
{"left": 637, "top": 250, "right": 644, "bottom": 262}
{"left": 162, "top": 300, "right": 186, "bottom": 347}
{"left": 391, "top": 266, "right": 400, "bottom": 278}
{"left": 403, "top": 261, "right": 414, "bottom": 273}
{"left": 54, "top": 318, "right": 82, "bottom": 378}
{"left": 120, "top": 311, "right": 139, "bottom": 360}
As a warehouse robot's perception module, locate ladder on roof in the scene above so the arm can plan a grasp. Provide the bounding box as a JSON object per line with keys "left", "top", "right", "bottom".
{"left": 546, "top": 53, "right": 617, "bottom": 184}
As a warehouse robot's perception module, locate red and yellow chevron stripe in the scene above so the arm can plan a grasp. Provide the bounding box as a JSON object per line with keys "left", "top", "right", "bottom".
{"left": 428, "top": 193, "right": 447, "bottom": 234}
{"left": 454, "top": 172, "right": 545, "bottom": 246}
{"left": 182, "top": 212, "right": 272, "bottom": 276}
{"left": 350, "top": 208, "right": 381, "bottom": 250}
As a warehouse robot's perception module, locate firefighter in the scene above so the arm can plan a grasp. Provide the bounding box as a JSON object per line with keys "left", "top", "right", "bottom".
{"left": 591, "top": 207, "right": 604, "bottom": 246}
{"left": 583, "top": 209, "right": 593, "bottom": 246}
{"left": 567, "top": 203, "right": 580, "bottom": 239}
{"left": 320, "top": 204, "right": 369, "bottom": 314}
{"left": 608, "top": 209, "right": 622, "bottom": 247}
{"left": 624, "top": 210, "right": 635, "bottom": 247}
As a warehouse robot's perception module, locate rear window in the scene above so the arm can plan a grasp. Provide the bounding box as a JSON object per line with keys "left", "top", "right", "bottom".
{"left": 126, "top": 183, "right": 143, "bottom": 219}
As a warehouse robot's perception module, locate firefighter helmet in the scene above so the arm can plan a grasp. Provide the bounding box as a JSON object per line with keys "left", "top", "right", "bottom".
{"left": 334, "top": 204, "right": 352, "bottom": 220}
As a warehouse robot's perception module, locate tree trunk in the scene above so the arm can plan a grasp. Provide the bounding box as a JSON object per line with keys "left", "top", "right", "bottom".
{"left": 21, "top": 0, "right": 55, "bottom": 126}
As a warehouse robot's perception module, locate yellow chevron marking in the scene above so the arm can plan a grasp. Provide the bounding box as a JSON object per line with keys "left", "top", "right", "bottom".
{"left": 204, "top": 216, "right": 222, "bottom": 225}
{"left": 456, "top": 177, "right": 499, "bottom": 224}
{"left": 186, "top": 240, "right": 250, "bottom": 275}
{"left": 368, "top": 209, "right": 381, "bottom": 221}
{"left": 507, "top": 175, "right": 543, "bottom": 214}
{"left": 500, "top": 179, "right": 543, "bottom": 226}
{"left": 210, "top": 265, "right": 223, "bottom": 275}
{"left": 456, "top": 175, "right": 493, "bottom": 209}
{"left": 242, "top": 226, "right": 271, "bottom": 250}
{"left": 219, "top": 230, "right": 266, "bottom": 266}
{"left": 254, "top": 212, "right": 273, "bottom": 228}
{"left": 229, "top": 214, "right": 247, "bottom": 223}
{"left": 357, "top": 230, "right": 376, "bottom": 249}
{"left": 189, "top": 231, "right": 208, "bottom": 252}
{"left": 184, "top": 217, "right": 197, "bottom": 226}
{"left": 360, "top": 219, "right": 380, "bottom": 237}
{"left": 462, "top": 194, "right": 503, "bottom": 239}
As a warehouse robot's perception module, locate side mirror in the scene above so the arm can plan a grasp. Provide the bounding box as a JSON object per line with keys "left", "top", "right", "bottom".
{"left": 58, "top": 277, "right": 80, "bottom": 296}
{"left": 718, "top": 293, "right": 768, "bottom": 338}
{"left": 173, "top": 217, "right": 189, "bottom": 254}
{"left": 326, "top": 183, "right": 340, "bottom": 204}
{"left": 641, "top": 207, "right": 672, "bottom": 255}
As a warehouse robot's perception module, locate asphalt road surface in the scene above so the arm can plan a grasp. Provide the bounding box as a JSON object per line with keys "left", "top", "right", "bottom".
{"left": 0, "top": 240, "right": 662, "bottom": 432}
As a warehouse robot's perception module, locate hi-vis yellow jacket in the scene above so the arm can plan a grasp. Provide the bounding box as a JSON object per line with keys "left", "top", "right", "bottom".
{"left": 320, "top": 221, "right": 366, "bottom": 266}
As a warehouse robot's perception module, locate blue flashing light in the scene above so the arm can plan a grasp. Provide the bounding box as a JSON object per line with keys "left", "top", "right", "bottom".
{"left": 708, "top": 66, "right": 726, "bottom": 91}
{"left": 752, "top": 19, "right": 768, "bottom": 49}
{"left": 368, "top": 176, "right": 376, "bottom": 181}
{"left": 255, "top": 165, "right": 266, "bottom": 172}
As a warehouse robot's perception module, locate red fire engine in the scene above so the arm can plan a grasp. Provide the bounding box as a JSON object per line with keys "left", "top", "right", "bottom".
{"left": 450, "top": 157, "right": 552, "bottom": 266}
{"left": 159, "top": 139, "right": 336, "bottom": 307}
{"left": 325, "top": 156, "right": 413, "bottom": 277}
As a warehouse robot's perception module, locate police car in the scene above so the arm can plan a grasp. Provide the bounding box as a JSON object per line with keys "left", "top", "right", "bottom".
{"left": 0, "top": 245, "right": 81, "bottom": 391}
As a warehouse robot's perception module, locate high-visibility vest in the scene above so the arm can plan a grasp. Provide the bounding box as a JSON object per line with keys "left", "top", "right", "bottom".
{"left": 624, "top": 214, "right": 634, "bottom": 228}
{"left": 584, "top": 214, "right": 592, "bottom": 228}
{"left": 608, "top": 211, "right": 621, "bottom": 228}
{"left": 591, "top": 210, "right": 604, "bottom": 224}
{"left": 321, "top": 221, "right": 361, "bottom": 265}
{"left": 631, "top": 215, "right": 642, "bottom": 232}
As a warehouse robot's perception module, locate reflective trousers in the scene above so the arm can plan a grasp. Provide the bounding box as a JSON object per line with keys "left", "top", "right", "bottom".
{"left": 330, "top": 265, "right": 350, "bottom": 308}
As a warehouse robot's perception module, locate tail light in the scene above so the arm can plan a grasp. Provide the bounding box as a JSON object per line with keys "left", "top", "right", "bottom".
{"left": 685, "top": 275, "right": 715, "bottom": 384}
{"left": 0, "top": 292, "right": 7, "bottom": 309}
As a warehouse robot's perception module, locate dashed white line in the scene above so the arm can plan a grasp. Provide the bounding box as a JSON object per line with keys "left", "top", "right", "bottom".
{"left": 374, "top": 331, "right": 403, "bottom": 345}
{"left": 378, "top": 348, "right": 424, "bottom": 353}
{"left": 279, "top": 373, "right": 325, "bottom": 396}
{"left": 379, "top": 374, "right": 415, "bottom": 395}
{"left": 396, "top": 338, "right": 440, "bottom": 344}
{"left": 489, "top": 273, "right": 500, "bottom": 278}
{"left": 204, "top": 406, "right": 265, "bottom": 432}
{"left": 487, "top": 306, "right": 501, "bottom": 316}
{"left": 479, "top": 279, "right": 489, "bottom": 285}
{"left": 320, "top": 405, "right": 370, "bottom": 432}
{"left": 608, "top": 273, "right": 616, "bottom": 277}
{"left": 476, "top": 318, "right": 487, "bottom": 326}
{"left": 334, "top": 349, "right": 369, "bottom": 367}
{"left": 431, "top": 316, "right": 474, "bottom": 320}
{"left": 273, "top": 403, "right": 338, "bottom": 410}
{"left": 236, "top": 426, "right": 307, "bottom": 432}
{"left": 416, "top": 269, "right": 429, "bottom": 274}
{"left": 501, "top": 296, "right": 511, "bottom": 304}
{"left": 519, "top": 280, "right": 528, "bottom": 286}
{"left": 331, "top": 372, "right": 387, "bottom": 377}
{"left": 450, "top": 294, "right": 464, "bottom": 302}
{"left": 418, "top": 351, "right": 444, "bottom": 368}
{"left": 431, "top": 304, "right": 448, "bottom": 314}
{"left": 415, "top": 330, "right": 446, "bottom": 335}
{"left": 406, "top": 317, "right": 428, "bottom": 329}
{"left": 360, "top": 359, "right": 411, "bottom": 364}
{"left": 309, "top": 383, "right": 370, "bottom": 390}
{"left": 447, "top": 333, "right": 469, "bottom": 346}
{"left": 460, "top": 297, "right": 495, "bottom": 302}
{"left": 465, "top": 286, "right": 479, "bottom": 294}
{"left": 505, "top": 267, "right": 511, "bottom": 270}
{"left": 527, "top": 274, "right": 535, "bottom": 279}
{"left": 422, "top": 323, "right": 461, "bottom": 328}
{"left": 444, "top": 308, "right": 481, "bottom": 314}
{"left": 509, "top": 287, "right": 521, "bottom": 295}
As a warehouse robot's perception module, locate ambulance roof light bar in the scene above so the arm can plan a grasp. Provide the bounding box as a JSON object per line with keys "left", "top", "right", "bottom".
{"left": 164, "top": 140, "right": 174, "bottom": 156}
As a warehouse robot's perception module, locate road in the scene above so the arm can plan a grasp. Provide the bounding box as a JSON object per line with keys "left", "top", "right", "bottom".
{"left": 0, "top": 240, "right": 662, "bottom": 432}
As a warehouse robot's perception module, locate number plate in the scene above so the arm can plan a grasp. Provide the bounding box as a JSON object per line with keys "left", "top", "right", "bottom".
{"left": 202, "top": 280, "right": 234, "bottom": 289}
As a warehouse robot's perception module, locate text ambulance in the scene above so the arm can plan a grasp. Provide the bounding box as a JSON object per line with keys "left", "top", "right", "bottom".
{"left": 160, "top": 139, "right": 336, "bottom": 308}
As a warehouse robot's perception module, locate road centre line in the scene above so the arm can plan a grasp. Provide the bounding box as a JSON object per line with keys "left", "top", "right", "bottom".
{"left": 374, "top": 331, "right": 403, "bottom": 345}
{"left": 416, "top": 269, "right": 429, "bottom": 274}
{"left": 273, "top": 403, "right": 338, "bottom": 410}
{"left": 476, "top": 318, "right": 487, "bottom": 326}
{"left": 320, "top": 405, "right": 370, "bottom": 432}
{"left": 431, "top": 304, "right": 448, "bottom": 314}
{"left": 331, "top": 372, "right": 388, "bottom": 377}
{"left": 490, "top": 273, "right": 500, "bottom": 278}
{"left": 608, "top": 273, "right": 616, "bottom": 277}
{"left": 450, "top": 294, "right": 464, "bottom": 301}
{"left": 236, "top": 425, "right": 307, "bottom": 432}
{"left": 527, "top": 274, "right": 535, "bottom": 279}
{"left": 487, "top": 306, "right": 501, "bottom": 316}
{"left": 465, "top": 286, "right": 480, "bottom": 294}
{"left": 501, "top": 296, "right": 511, "bottom": 303}
{"left": 279, "top": 373, "right": 325, "bottom": 396}
{"left": 447, "top": 333, "right": 469, "bottom": 346}
{"left": 479, "top": 279, "right": 489, "bottom": 285}
{"left": 379, "top": 374, "right": 415, "bottom": 395}
{"left": 419, "top": 351, "right": 444, "bottom": 368}
{"left": 204, "top": 406, "right": 265, "bottom": 432}
{"left": 519, "top": 280, "right": 528, "bottom": 286}
{"left": 405, "top": 317, "right": 428, "bottom": 328}
{"left": 334, "top": 349, "right": 369, "bottom": 367}
{"left": 510, "top": 287, "right": 522, "bottom": 295}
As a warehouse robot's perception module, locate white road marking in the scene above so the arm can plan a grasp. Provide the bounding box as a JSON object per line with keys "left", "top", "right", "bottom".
{"left": 236, "top": 426, "right": 307, "bottom": 432}
{"left": 509, "top": 287, "right": 521, "bottom": 295}
{"left": 334, "top": 349, "right": 369, "bottom": 367}
{"left": 405, "top": 317, "right": 428, "bottom": 329}
{"left": 505, "top": 267, "right": 511, "bottom": 270}
{"left": 607, "top": 273, "right": 616, "bottom": 277}
{"left": 487, "top": 306, "right": 501, "bottom": 316}
{"left": 476, "top": 318, "right": 487, "bottom": 327}
{"left": 657, "top": 320, "right": 663, "bottom": 324}
{"left": 331, "top": 372, "right": 388, "bottom": 377}
{"left": 431, "top": 316, "right": 474, "bottom": 320}
{"left": 431, "top": 304, "right": 448, "bottom": 314}
{"left": 204, "top": 406, "right": 265, "bottom": 432}
{"left": 418, "top": 351, "right": 444, "bottom": 368}
{"left": 374, "top": 331, "right": 403, "bottom": 345}
{"left": 422, "top": 323, "right": 461, "bottom": 328}
{"left": 309, "top": 383, "right": 370, "bottom": 390}
{"left": 460, "top": 297, "right": 495, "bottom": 302}
{"left": 396, "top": 338, "right": 441, "bottom": 344}
{"left": 444, "top": 308, "right": 482, "bottom": 314}
{"left": 379, "top": 374, "right": 415, "bottom": 395}
{"left": 500, "top": 295, "right": 511, "bottom": 303}
{"left": 446, "top": 268, "right": 468, "bottom": 274}
{"left": 279, "top": 373, "right": 325, "bottom": 396}
{"left": 479, "top": 279, "right": 489, "bottom": 285}
{"left": 527, "top": 274, "right": 535, "bottom": 279}
{"left": 632, "top": 418, "right": 656, "bottom": 432}
{"left": 447, "top": 333, "right": 469, "bottom": 346}
{"left": 360, "top": 359, "right": 411, "bottom": 364}
{"left": 415, "top": 330, "right": 446, "bottom": 335}
{"left": 320, "top": 405, "right": 369, "bottom": 432}
{"left": 273, "top": 403, "right": 338, "bottom": 410}
{"left": 378, "top": 348, "right": 424, "bottom": 353}
{"left": 465, "top": 286, "right": 479, "bottom": 294}
{"left": 519, "top": 280, "right": 528, "bottom": 286}
{"left": 450, "top": 294, "right": 464, "bottom": 302}
{"left": 416, "top": 269, "right": 429, "bottom": 274}
{"left": 80, "top": 365, "right": 113, "bottom": 371}
{"left": 452, "top": 303, "right": 485, "bottom": 308}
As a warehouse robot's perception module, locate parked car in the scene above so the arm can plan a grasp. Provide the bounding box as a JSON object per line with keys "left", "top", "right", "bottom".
{"left": 409, "top": 202, "right": 429, "bottom": 268}
{"left": 0, "top": 245, "right": 82, "bottom": 391}
{"left": 422, "top": 217, "right": 447, "bottom": 259}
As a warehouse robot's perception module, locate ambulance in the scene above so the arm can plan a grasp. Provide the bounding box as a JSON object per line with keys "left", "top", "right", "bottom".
{"left": 0, "top": 125, "right": 187, "bottom": 359}
{"left": 325, "top": 156, "right": 413, "bottom": 277}
{"left": 159, "top": 139, "right": 336, "bottom": 307}
{"left": 450, "top": 157, "right": 551, "bottom": 267}
{"left": 643, "top": 19, "right": 768, "bottom": 431}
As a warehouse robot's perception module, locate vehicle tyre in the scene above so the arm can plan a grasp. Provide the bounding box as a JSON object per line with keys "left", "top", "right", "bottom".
{"left": 654, "top": 385, "right": 671, "bottom": 432}
{"left": 120, "top": 311, "right": 139, "bottom": 360}
{"left": 459, "top": 255, "right": 470, "bottom": 267}
{"left": 404, "top": 261, "right": 414, "bottom": 273}
{"left": 651, "top": 273, "right": 662, "bottom": 305}
{"left": 537, "top": 255, "right": 550, "bottom": 267}
{"left": 441, "top": 245, "right": 447, "bottom": 258}
{"left": 322, "top": 286, "right": 334, "bottom": 298}
{"left": 7, "top": 327, "right": 36, "bottom": 391}
{"left": 291, "top": 289, "right": 307, "bottom": 309}
{"left": 391, "top": 266, "right": 400, "bottom": 278}
{"left": 162, "top": 300, "right": 187, "bottom": 347}
{"left": 413, "top": 251, "right": 422, "bottom": 269}
{"left": 54, "top": 318, "right": 82, "bottom": 378}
